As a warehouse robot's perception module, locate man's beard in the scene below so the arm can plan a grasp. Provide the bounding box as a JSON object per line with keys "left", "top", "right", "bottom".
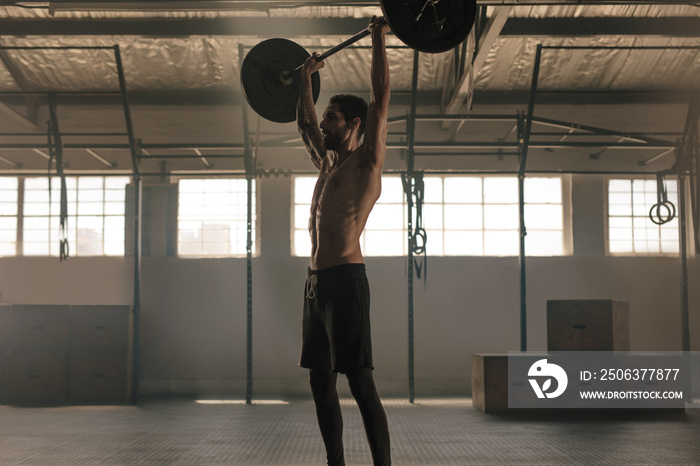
{"left": 323, "top": 132, "right": 343, "bottom": 151}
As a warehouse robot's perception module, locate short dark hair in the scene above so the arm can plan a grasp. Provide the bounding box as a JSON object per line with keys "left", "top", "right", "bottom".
{"left": 330, "top": 94, "right": 368, "bottom": 139}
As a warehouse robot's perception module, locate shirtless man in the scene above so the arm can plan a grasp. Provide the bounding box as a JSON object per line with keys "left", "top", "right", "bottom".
{"left": 296, "top": 16, "right": 391, "bottom": 466}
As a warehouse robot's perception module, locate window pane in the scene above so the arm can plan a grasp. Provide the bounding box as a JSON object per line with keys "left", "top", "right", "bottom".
{"left": 525, "top": 204, "right": 562, "bottom": 229}
{"left": 484, "top": 178, "right": 517, "bottom": 204}
{"left": 363, "top": 230, "right": 404, "bottom": 256}
{"left": 0, "top": 243, "right": 16, "bottom": 256}
{"left": 609, "top": 204, "right": 632, "bottom": 216}
{"left": 24, "top": 242, "right": 50, "bottom": 256}
{"left": 484, "top": 230, "right": 519, "bottom": 256}
{"left": 24, "top": 217, "right": 49, "bottom": 230}
{"left": 106, "top": 177, "right": 130, "bottom": 189}
{"left": 608, "top": 192, "right": 631, "bottom": 205}
{"left": 25, "top": 178, "right": 48, "bottom": 190}
{"left": 422, "top": 204, "right": 443, "bottom": 230}
{"left": 609, "top": 217, "right": 632, "bottom": 229}
{"left": 78, "top": 189, "right": 103, "bottom": 203}
{"left": 105, "top": 202, "right": 125, "bottom": 216}
{"left": 423, "top": 177, "right": 442, "bottom": 203}
{"left": 526, "top": 230, "right": 563, "bottom": 256}
{"left": 366, "top": 204, "right": 403, "bottom": 230}
{"left": 661, "top": 241, "right": 679, "bottom": 253}
{"left": 609, "top": 240, "right": 632, "bottom": 253}
{"left": 609, "top": 228, "right": 633, "bottom": 241}
{"left": 444, "top": 205, "right": 482, "bottom": 230}
{"left": 78, "top": 242, "right": 103, "bottom": 256}
{"left": 0, "top": 229, "right": 15, "bottom": 241}
{"left": 78, "top": 202, "right": 104, "bottom": 216}
{"left": 525, "top": 178, "right": 561, "bottom": 204}
{"left": 0, "top": 177, "right": 18, "bottom": 190}
{"left": 179, "top": 241, "right": 202, "bottom": 256}
{"left": 444, "top": 177, "right": 481, "bottom": 203}
{"left": 484, "top": 204, "right": 518, "bottom": 230}
{"left": 425, "top": 230, "right": 443, "bottom": 256}
{"left": 294, "top": 177, "right": 317, "bottom": 204}
{"left": 178, "top": 178, "right": 256, "bottom": 256}
{"left": 295, "top": 204, "right": 311, "bottom": 230}
{"left": 444, "top": 231, "right": 483, "bottom": 256}
{"left": 609, "top": 179, "right": 631, "bottom": 193}
{"left": 0, "top": 217, "right": 16, "bottom": 229}
{"left": 378, "top": 177, "right": 404, "bottom": 203}
{"left": 608, "top": 178, "right": 678, "bottom": 255}
{"left": 294, "top": 229, "right": 311, "bottom": 256}
{"left": 0, "top": 202, "right": 17, "bottom": 216}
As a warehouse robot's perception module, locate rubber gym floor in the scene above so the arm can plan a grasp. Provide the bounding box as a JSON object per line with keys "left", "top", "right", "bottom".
{"left": 0, "top": 397, "right": 698, "bottom": 465}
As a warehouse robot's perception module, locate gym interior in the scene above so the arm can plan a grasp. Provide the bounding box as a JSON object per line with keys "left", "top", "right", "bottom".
{"left": 0, "top": 1, "right": 699, "bottom": 465}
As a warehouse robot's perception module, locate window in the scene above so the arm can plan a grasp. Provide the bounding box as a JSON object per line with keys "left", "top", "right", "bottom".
{"left": 608, "top": 178, "right": 678, "bottom": 254}
{"left": 292, "top": 175, "right": 566, "bottom": 257}
{"left": 22, "top": 176, "right": 129, "bottom": 257}
{"left": 424, "top": 176, "right": 564, "bottom": 256}
{"left": 0, "top": 177, "right": 18, "bottom": 257}
{"left": 178, "top": 178, "right": 256, "bottom": 257}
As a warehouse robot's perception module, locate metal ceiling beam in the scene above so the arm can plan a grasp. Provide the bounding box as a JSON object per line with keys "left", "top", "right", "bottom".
{"left": 443, "top": 5, "right": 512, "bottom": 128}
{"left": 0, "top": 90, "right": 690, "bottom": 108}
{"left": 0, "top": 17, "right": 370, "bottom": 36}
{"left": 1, "top": 17, "right": 700, "bottom": 37}
{"left": 501, "top": 17, "right": 700, "bottom": 37}
{"left": 39, "top": 0, "right": 700, "bottom": 10}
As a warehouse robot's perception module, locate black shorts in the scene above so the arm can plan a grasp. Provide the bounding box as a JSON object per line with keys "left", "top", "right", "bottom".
{"left": 299, "top": 263, "right": 373, "bottom": 374}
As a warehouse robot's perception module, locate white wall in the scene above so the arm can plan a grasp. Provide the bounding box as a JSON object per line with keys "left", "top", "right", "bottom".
{"left": 0, "top": 174, "right": 698, "bottom": 399}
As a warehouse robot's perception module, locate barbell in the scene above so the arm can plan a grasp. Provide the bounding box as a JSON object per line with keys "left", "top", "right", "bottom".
{"left": 240, "top": 0, "right": 477, "bottom": 123}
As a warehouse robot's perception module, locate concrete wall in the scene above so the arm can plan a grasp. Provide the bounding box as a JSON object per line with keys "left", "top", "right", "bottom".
{"left": 0, "top": 174, "right": 698, "bottom": 399}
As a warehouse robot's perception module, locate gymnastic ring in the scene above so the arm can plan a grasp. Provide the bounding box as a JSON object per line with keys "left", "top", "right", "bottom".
{"left": 649, "top": 202, "right": 676, "bottom": 225}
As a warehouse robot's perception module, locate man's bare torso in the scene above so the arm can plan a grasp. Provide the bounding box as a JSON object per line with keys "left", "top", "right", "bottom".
{"left": 309, "top": 148, "right": 381, "bottom": 270}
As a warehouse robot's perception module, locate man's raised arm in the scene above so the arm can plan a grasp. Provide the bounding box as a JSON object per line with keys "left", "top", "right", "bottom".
{"left": 297, "top": 53, "right": 325, "bottom": 170}
{"left": 362, "top": 16, "right": 391, "bottom": 168}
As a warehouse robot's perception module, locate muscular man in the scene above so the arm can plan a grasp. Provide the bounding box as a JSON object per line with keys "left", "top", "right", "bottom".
{"left": 296, "top": 16, "right": 391, "bottom": 466}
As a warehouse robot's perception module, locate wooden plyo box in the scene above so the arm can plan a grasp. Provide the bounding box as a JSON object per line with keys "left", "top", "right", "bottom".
{"left": 547, "top": 300, "right": 629, "bottom": 352}
{"left": 472, "top": 353, "right": 523, "bottom": 413}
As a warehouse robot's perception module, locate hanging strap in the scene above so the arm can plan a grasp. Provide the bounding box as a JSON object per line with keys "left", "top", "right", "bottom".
{"left": 402, "top": 171, "right": 428, "bottom": 282}
{"left": 649, "top": 172, "right": 676, "bottom": 226}
{"left": 47, "top": 94, "right": 69, "bottom": 261}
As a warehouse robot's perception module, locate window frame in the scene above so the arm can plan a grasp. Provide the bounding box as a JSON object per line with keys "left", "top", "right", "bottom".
{"left": 16, "top": 174, "right": 131, "bottom": 258}
{"left": 173, "top": 174, "right": 261, "bottom": 259}
{"left": 0, "top": 176, "right": 21, "bottom": 257}
{"left": 291, "top": 173, "right": 572, "bottom": 258}
{"left": 604, "top": 175, "right": 683, "bottom": 257}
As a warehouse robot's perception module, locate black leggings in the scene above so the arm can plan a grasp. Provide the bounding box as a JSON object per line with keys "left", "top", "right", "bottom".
{"left": 310, "top": 367, "right": 391, "bottom": 466}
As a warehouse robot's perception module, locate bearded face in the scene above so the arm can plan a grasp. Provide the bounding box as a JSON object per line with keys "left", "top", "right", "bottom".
{"left": 322, "top": 129, "right": 345, "bottom": 151}
{"left": 320, "top": 103, "right": 352, "bottom": 151}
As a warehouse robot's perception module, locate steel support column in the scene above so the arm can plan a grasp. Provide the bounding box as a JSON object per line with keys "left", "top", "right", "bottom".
{"left": 115, "top": 45, "right": 142, "bottom": 404}
{"left": 240, "top": 44, "right": 254, "bottom": 405}
{"left": 518, "top": 43, "right": 542, "bottom": 352}
{"left": 405, "top": 49, "right": 419, "bottom": 404}
{"left": 677, "top": 93, "right": 699, "bottom": 403}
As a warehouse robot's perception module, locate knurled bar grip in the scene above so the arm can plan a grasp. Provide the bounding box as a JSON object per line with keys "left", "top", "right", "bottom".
{"left": 281, "top": 27, "right": 373, "bottom": 82}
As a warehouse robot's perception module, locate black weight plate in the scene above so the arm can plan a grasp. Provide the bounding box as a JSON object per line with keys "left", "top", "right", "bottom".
{"left": 381, "top": 0, "right": 477, "bottom": 54}
{"left": 240, "top": 38, "right": 321, "bottom": 123}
